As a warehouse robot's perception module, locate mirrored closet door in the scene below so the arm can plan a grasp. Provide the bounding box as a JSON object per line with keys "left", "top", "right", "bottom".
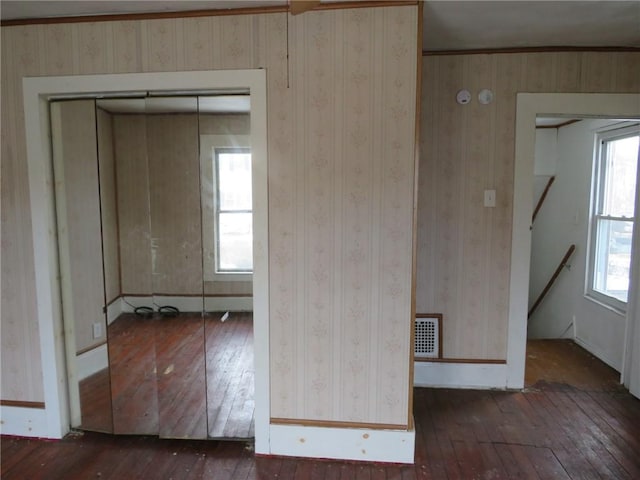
{"left": 99, "top": 98, "right": 160, "bottom": 435}
{"left": 198, "top": 98, "right": 255, "bottom": 438}
{"left": 145, "top": 97, "right": 207, "bottom": 439}
{"left": 51, "top": 99, "right": 114, "bottom": 433}
{"left": 52, "top": 93, "right": 255, "bottom": 441}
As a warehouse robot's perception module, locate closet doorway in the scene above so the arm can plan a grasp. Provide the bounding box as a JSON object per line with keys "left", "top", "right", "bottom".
{"left": 52, "top": 94, "right": 256, "bottom": 440}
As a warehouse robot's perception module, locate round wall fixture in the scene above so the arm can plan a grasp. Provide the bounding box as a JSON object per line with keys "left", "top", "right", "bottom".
{"left": 478, "top": 88, "right": 494, "bottom": 105}
{"left": 456, "top": 89, "right": 471, "bottom": 105}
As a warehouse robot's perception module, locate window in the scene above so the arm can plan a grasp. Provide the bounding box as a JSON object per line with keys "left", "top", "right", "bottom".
{"left": 215, "top": 147, "right": 252, "bottom": 274}
{"left": 587, "top": 125, "right": 639, "bottom": 311}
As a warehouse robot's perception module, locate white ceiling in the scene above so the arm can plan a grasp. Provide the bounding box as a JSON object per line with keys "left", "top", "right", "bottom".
{"left": 423, "top": 1, "right": 640, "bottom": 51}
{"left": 1, "top": 1, "right": 639, "bottom": 51}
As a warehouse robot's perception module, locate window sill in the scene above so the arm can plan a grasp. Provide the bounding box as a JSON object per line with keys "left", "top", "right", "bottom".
{"left": 583, "top": 293, "right": 627, "bottom": 317}
{"left": 206, "top": 272, "right": 253, "bottom": 282}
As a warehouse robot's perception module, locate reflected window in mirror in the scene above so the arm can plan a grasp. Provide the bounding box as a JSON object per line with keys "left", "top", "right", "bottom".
{"left": 215, "top": 147, "right": 253, "bottom": 275}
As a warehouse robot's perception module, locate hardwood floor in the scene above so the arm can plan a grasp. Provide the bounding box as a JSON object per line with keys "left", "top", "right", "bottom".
{"left": 78, "top": 367, "right": 113, "bottom": 433}
{"left": 525, "top": 339, "right": 625, "bottom": 391}
{"left": 79, "top": 312, "right": 254, "bottom": 439}
{"left": 205, "top": 313, "right": 254, "bottom": 439}
{"left": 155, "top": 314, "right": 208, "bottom": 439}
{"left": 108, "top": 315, "right": 160, "bottom": 435}
{"left": 5, "top": 339, "right": 639, "bottom": 479}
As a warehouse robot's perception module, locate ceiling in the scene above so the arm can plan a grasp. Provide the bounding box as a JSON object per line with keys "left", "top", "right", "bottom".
{"left": 1, "top": 1, "right": 639, "bottom": 51}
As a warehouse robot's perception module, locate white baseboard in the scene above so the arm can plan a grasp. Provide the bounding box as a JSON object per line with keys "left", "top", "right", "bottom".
{"left": 119, "top": 295, "right": 253, "bottom": 314}
{"left": 121, "top": 295, "right": 154, "bottom": 312}
{"left": 269, "top": 423, "right": 415, "bottom": 464}
{"left": 0, "top": 405, "right": 49, "bottom": 437}
{"left": 574, "top": 336, "right": 620, "bottom": 372}
{"left": 106, "top": 297, "right": 122, "bottom": 325}
{"left": 205, "top": 296, "right": 253, "bottom": 312}
{"left": 414, "top": 361, "right": 508, "bottom": 389}
{"left": 76, "top": 343, "right": 109, "bottom": 381}
{"left": 152, "top": 295, "right": 203, "bottom": 312}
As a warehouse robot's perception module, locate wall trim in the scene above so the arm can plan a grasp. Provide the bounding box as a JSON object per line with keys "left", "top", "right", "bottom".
{"left": 270, "top": 417, "right": 407, "bottom": 431}
{"left": 415, "top": 357, "right": 505, "bottom": 364}
{"left": 76, "top": 340, "right": 107, "bottom": 356}
{"left": 269, "top": 423, "right": 415, "bottom": 464}
{"left": 406, "top": 0, "right": 423, "bottom": 431}
{"left": 414, "top": 361, "right": 508, "bottom": 389}
{"left": 0, "top": 406, "right": 49, "bottom": 437}
{"left": 574, "top": 336, "right": 620, "bottom": 372}
{"left": 149, "top": 295, "right": 204, "bottom": 313}
{"left": 120, "top": 295, "right": 154, "bottom": 313}
{"left": 106, "top": 297, "right": 122, "bottom": 325}
{"left": 0, "top": 400, "right": 46, "bottom": 409}
{"left": 205, "top": 296, "right": 253, "bottom": 312}
{"left": 118, "top": 294, "right": 254, "bottom": 312}
{"left": 1, "top": 1, "right": 418, "bottom": 27}
{"left": 423, "top": 46, "right": 640, "bottom": 56}
{"left": 76, "top": 343, "right": 109, "bottom": 381}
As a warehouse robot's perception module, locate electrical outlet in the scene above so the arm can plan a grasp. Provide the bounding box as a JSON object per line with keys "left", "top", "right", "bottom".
{"left": 93, "top": 322, "right": 103, "bottom": 339}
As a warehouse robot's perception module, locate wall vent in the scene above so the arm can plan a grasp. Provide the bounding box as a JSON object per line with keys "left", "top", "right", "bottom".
{"left": 414, "top": 315, "right": 441, "bottom": 358}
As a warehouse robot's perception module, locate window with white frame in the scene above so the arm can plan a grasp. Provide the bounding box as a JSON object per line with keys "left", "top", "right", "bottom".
{"left": 587, "top": 124, "right": 639, "bottom": 311}
{"left": 214, "top": 147, "right": 253, "bottom": 274}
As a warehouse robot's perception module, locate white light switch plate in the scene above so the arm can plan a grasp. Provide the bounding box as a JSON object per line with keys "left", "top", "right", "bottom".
{"left": 93, "top": 322, "right": 103, "bottom": 339}
{"left": 484, "top": 189, "right": 496, "bottom": 207}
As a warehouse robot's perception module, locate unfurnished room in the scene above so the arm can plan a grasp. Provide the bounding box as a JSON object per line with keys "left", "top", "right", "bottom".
{"left": 1, "top": 1, "right": 639, "bottom": 478}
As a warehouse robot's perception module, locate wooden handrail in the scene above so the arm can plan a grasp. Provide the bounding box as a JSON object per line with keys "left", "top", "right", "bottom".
{"left": 532, "top": 175, "right": 555, "bottom": 224}
{"left": 528, "top": 244, "right": 576, "bottom": 319}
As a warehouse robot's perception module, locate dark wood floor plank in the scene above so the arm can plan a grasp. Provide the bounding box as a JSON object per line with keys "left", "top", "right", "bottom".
{"left": 587, "top": 390, "right": 640, "bottom": 424}
{"left": 565, "top": 391, "right": 640, "bottom": 478}
{"left": 0, "top": 437, "right": 42, "bottom": 476}
{"left": 569, "top": 390, "right": 640, "bottom": 452}
{"left": 102, "top": 312, "right": 255, "bottom": 440}
{"left": 526, "top": 339, "right": 624, "bottom": 392}
{"left": 506, "top": 444, "right": 543, "bottom": 479}
{"left": 525, "top": 445, "right": 571, "bottom": 479}
{"left": 78, "top": 367, "right": 113, "bottom": 432}
{"left": 452, "top": 440, "right": 486, "bottom": 479}
{"left": 476, "top": 443, "right": 510, "bottom": 480}
{"left": 522, "top": 390, "right": 602, "bottom": 479}
{"left": 252, "top": 454, "right": 283, "bottom": 479}
{"left": 545, "top": 390, "right": 633, "bottom": 479}
{"left": 207, "top": 313, "right": 255, "bottom": 439}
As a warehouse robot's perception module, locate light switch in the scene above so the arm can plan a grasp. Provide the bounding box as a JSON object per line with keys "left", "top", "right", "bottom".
{"left": 93, "top": 322, "right": 103, "bottom": 339}
{"left": 484, "top": 189, "right": 496, "bottom": 208}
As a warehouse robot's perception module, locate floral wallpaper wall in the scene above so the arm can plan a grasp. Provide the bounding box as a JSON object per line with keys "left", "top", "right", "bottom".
{"left": 269, "top": 8, "right": 417, "bottom": 425}
{"left": 417, "top": 52, "right": 640, "bottom": 360}
{"left": 0, "top": 6, "right": 418, "bottom": 427}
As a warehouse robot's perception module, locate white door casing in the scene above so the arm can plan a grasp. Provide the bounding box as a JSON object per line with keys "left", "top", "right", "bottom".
{"left": 510, "top": 93, "right": 640, "bottom": 394}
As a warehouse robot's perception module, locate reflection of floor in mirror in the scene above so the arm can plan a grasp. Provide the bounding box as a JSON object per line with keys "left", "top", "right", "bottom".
{"left": 205, "top": 312, "right": 254, "bottom": 439}
{"left": 108, "top": 315, "right": 160, "bottom": 435}
{"left": 86, "top": 311, "right": 254, "bottom": 439}
{"left": 79, "top": 367, "right": 113, "bottom": 433}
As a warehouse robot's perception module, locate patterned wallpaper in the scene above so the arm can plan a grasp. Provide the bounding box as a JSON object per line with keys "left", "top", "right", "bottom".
{"left": 0, "top": 6, "right": 418, "bottom": 427}
{"left": 417, "top": 52, "right": 640, "bottom": 360}
{"left": 269, "top": 9, "right": 417, "bottom": 424}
